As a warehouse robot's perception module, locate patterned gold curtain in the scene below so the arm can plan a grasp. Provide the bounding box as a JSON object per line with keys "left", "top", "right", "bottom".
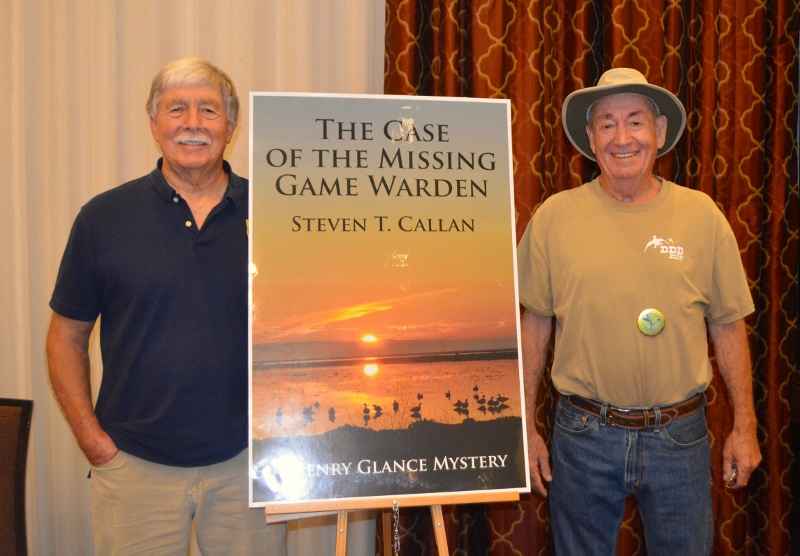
{"left": 384, "top": 0, "right": 799, "bottom": 554}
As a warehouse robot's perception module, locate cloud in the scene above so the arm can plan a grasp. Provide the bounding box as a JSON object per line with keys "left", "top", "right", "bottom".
{"left": 253, "top": 288, "right": 461, "bottom": 342}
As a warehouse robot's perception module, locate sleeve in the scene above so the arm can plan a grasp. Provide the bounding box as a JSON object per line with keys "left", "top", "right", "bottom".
{"left": 49, "top": 209, "right": 103, "bottom": 322}
{"left": 516, "top": 212, "right": 554, "bottom": 316}
{"left": 706, "top": 211, "right": 755, "bottom": 324}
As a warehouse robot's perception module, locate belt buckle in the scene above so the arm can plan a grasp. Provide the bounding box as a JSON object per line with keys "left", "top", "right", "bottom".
{"left": 610, "top": 406, "right": 647, "bottom": 429}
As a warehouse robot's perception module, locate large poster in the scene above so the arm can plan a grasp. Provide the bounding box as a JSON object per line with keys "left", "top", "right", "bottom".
{"left": 249, "top": 94, "right": 529, "bottom": 508}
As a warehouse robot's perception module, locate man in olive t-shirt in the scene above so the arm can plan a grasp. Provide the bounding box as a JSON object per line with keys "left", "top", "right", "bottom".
{"left": 517, "top": 68, "right": 761, "bottom": 555}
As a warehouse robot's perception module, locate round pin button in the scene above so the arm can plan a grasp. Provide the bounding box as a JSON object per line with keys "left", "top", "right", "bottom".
{"left": 637, "top": 308, "right": 665, "bottom": 336}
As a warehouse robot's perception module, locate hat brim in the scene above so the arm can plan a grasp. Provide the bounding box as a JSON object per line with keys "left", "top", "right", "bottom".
{"left": 562, "top": 83, "right": 687, "bottom": 162}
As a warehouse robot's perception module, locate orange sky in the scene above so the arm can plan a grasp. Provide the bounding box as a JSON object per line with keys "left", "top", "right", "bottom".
{"left": 250, "top": 95, "right": 518, "bottom": 346}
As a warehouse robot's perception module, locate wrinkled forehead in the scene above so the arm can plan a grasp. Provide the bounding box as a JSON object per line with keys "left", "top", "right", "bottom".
{"left": 587, "top": 92, "right": 660, "bottom": 124}
{"left": 158, "top": 84, "right": 225, "bottom": 106}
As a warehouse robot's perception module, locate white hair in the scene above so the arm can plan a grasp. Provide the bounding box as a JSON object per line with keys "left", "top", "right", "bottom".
{"left": 146, "top": 57, "right": 239, "bottom": 122}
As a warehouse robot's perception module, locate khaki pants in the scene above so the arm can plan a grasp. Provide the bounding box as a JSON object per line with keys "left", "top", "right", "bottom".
{"left": 90, "top": 449, "right": 286, "bottom": 555}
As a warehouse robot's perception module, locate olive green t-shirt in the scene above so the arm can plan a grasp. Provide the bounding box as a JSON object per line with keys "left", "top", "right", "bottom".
{"left": 517, "top": 178, "right": 754, "bottom": 407}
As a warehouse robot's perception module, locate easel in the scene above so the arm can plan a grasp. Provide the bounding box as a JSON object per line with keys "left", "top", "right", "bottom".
{"left": 265, "top": 490, "right": 520, "bottom": 555}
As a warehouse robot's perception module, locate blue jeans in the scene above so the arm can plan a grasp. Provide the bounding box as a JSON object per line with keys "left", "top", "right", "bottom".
{"left": 549, "top": 396, "right": 712, "bottom": 556}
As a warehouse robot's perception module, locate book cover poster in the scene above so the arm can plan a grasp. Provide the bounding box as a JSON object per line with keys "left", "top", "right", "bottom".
{"left": 249, "top": 93, "right": 529, "bottom": 507}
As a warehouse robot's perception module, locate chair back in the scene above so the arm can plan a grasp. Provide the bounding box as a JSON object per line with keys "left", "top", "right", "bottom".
{"left": 0, "top": 398, "right": 33, "bottom": 556}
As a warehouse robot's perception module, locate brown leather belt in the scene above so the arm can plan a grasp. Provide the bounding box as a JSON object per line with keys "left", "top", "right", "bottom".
{"left": 563, "top": 393, "right": 704, "bottom": 430}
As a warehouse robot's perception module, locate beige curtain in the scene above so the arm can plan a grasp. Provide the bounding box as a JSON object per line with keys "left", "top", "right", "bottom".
{"left": 0, "top": 1, "right": 385, "bottom": 554}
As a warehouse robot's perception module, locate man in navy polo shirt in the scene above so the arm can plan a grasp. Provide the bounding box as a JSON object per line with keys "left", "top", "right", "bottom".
{"left": 46, "top": 57, "right": 285, "bottom": 555}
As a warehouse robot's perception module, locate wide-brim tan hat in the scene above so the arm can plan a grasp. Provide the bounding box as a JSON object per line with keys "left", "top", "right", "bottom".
{"left": 562, "top": 68, "right": 687, "bottom": 161}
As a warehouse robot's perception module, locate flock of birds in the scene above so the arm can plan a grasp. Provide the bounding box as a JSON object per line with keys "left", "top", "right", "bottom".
{"left": 447, "top": 385, "right": 511, "bottom": 419}
{"left": 274, "top": 384, "right": 512, "bottom": 428}
{"left": 275, "top": 400, "right": 328, "bottom": 427}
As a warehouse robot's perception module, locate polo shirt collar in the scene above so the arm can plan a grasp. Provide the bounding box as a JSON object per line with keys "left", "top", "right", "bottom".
{"left": 151, "top": 158, "right": 245, "bottom": 208}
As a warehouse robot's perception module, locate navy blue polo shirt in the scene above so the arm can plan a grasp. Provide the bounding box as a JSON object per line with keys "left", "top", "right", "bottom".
{"left": 50, "top": 159, "right": 249, "bottom": 466}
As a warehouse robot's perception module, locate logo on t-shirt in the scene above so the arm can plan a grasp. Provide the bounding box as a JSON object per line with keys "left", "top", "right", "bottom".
{"left": 644, "top": 235, "right": 684, "bottom": 260}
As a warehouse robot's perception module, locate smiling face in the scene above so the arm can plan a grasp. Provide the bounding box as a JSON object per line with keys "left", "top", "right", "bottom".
{"left": 149, "top": 84, "right": 237, "bottom": 179}
{"left": 586, "top": 93, "right": 667, "bottom": 187}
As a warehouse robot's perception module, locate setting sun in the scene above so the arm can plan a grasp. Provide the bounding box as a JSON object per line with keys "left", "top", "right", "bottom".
{"left": 361, "top": 334, "right": 378, "bottom": 343}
